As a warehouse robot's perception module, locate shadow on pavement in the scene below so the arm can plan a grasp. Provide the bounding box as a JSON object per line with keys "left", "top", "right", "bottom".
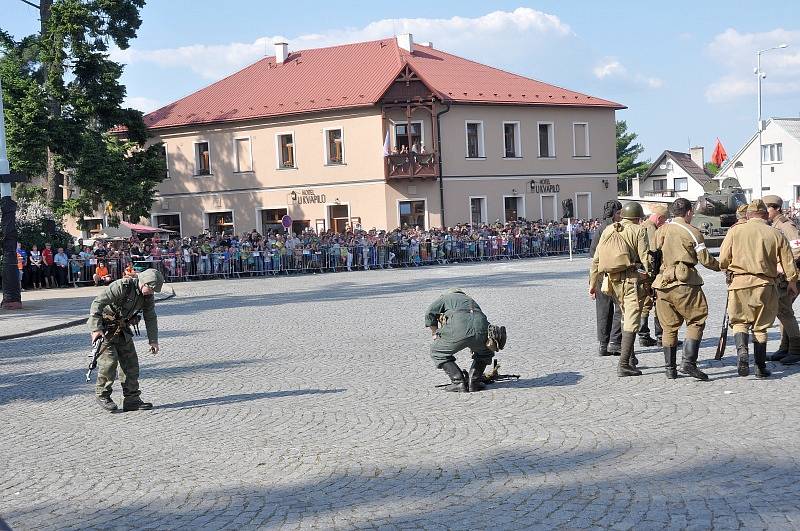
{"left": 156, "top": 388, "right": 346, "bottom": 411}
{"left": 499, "top": 371, "right": 583, "bottom": 389}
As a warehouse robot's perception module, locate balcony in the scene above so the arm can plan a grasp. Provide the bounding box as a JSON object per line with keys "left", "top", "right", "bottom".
{"left": 385, "top": 152, "right": 438, "bottom": 180}
{"left": 647, "top": 189, "right": 677, "bottom": 197}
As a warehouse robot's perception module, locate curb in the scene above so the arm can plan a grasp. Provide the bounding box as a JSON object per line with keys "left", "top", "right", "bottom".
{"left": 0, "top": 289, "right": 176, "bottom": 341}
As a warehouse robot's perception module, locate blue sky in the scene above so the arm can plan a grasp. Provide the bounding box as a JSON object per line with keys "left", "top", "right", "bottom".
{"left": 4, "top": 1, "right": 799, "bottom": 162}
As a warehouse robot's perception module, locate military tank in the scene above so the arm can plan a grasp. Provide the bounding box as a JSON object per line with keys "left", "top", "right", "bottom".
{"left": 691, "top": 178, "right": 748, "bottom": 249}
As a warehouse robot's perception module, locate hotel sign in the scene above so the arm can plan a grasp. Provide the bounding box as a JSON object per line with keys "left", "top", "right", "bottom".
{"left": 290, "top": 189, "right": 327, "bottom": 204}
{"left": 529, "top": 179, "right": 560, "bottom": 194}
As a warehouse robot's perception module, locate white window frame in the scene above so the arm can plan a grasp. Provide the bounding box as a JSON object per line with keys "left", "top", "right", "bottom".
{"left": 323, "top": 127, "right": 345, "bottom": 166}
{"left": 502, "top": 121, "right": 522, "bottom": 159}
{"left": 254, "top": 205, "right": 289, "bottom": 234}
{"left": 193, "top": 140, "right": 212, "bottom": 177}
{"left": 203, "top": 209, "right": 236, "bottom": 235}
{"left": 161, "top": 143, "right": 170, "bottom": 179}
{"left": 539, "top": 194, "right": 558, "bottom": 221}
{"left": 465, "top": 120, "right": 486, "bottom": 159}
{"left": 151, "top": 212, "right": 183, "bottom": 236}
{"left": 537, "top": 121, "right": 555, "bottom": 158}
{"left": 652, "top": 178, "right": 668, "bottom": 192}
{"left": 233, "top": 136, "right": 254, "bottom": 173}
{"left": 502, "top": 194, "right": 526, "bottom": 223}
{"left": 468, "top": 195, "right": 488, "bottom": 225}
{"left": 574, "top": 192, "right": 592, "bottom": 219}
{"left": 673, "top": 177, "right": 689, "bottom": 192}
{"left": 762, "top": 143, "right": 783, "bottom": 163}
{"left": 572, "top": 122, "right": 590, "bottom": 158}
{"left": 275, "top": 131, "right": 297, "bottom": 169}
{"left": 392, "top": 120, "right": 425, "bottom": 150}
{"left": 396, "top": 198, "right": 429, "bottom": 230}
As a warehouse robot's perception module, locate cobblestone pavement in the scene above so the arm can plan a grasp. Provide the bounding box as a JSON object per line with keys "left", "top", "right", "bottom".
{"left": 1, "top": 257, "right": 799, "bottom": 530}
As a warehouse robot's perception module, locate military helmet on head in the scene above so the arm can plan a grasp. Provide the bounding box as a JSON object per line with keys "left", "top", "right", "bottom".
{"left": 621, "top": 201, "right": 644, "bottom": 220}
{"left": 138, "top": 268, "right": 164, "bottom": 293}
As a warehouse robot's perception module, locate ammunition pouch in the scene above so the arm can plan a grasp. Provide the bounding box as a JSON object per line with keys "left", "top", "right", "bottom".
{"left": 487, "top": 324, "right": 507, "bottom": 352}
{"left": 675, "top": 263, "right": 691, "bottom": 282}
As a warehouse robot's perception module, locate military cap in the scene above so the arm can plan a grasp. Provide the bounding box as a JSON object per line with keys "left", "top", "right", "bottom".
{"left": 736, "top": 204, "right": 748, "bottom": 219}
{"left": 762, "top": 195, "right": 783, "bottom": 207}
{"left": 649, "top": 204, "right": 668, "bottom": 216}
{"left": 746, "top": 199, "right": 767, "bottom": 213}
{"left": 138, "top": 268, "right": 164, "bottom": 293}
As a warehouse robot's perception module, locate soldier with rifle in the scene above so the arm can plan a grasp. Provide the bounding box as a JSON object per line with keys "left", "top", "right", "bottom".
{"left": 719, "top": 200, "right": 798, "bottom": 378}
{"left": 762, "top": 195, "right": 800, "bottom": 364}
{"left": 651, "top": 198, "right": 720, "bottom": 380}
{"left": 426, "top": 288, "right": 507, "bottom": 392}
{"left": 88, "top": 268, "right": 164, "bottom": 412}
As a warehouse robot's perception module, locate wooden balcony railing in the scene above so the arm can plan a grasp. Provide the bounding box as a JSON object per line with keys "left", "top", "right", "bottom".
{"left": 647, "top": 189, "right": 677, "bottom": 197}
{"left": 385, "top": 153, "right": 438, "bottom": 179}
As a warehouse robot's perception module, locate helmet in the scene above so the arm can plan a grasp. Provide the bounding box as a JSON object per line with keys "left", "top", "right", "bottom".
{"left": 138, "top": 268, "right": 164, "bottom": 293}
{"left": 621, "top": 201, "right": 644, "bottom": 220}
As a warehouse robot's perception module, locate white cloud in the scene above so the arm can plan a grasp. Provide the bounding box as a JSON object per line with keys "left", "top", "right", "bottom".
{"left": 110, "top": 8, "right": 572, "bottom": 80}
{"left": 592, "top": 57, "right": 663, "bottom": 89}
{"left": 125, "top": 96, "right": 161, "bottom": 113}
{"left": 705, "top": 28, "right": 800, "bottom": 103}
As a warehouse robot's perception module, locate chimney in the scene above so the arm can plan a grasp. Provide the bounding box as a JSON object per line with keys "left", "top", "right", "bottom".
{"left": 690, "top": 146, "right": 704, "bottom": 168}
{"left": 274, "top": 42, "right": 288, "bottom": 64}
{"left": 397, "top": 33, "right": 413, "bottom": 52}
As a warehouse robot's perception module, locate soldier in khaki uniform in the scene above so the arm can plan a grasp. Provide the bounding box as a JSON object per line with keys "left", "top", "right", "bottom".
{"left": 589, "top": 201, "right": 651, "bottom": 377}
{"left": 88, "top": 269, "right": 163, "bottom": 412}
{"left": 763, "top": 195, "right": 800, "bottom": 364}
{"left": 639, "top": 205, "right": 668, "bottom": 347}
{"left": 652, "top": 198, "right": 720, "bottom": 380}
{"left": 719, "top": 200, "right": 798, "bottom": 378}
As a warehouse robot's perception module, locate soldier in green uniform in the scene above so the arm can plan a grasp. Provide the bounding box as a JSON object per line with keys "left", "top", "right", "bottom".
{"left": 425, "top": 288, "right": 505, "bottom": 392}
{"left": 639, "top": 204, "right": 668, "bottom": 347}
{"left": 88, "top": 269, "right": 163, "bottom": 412}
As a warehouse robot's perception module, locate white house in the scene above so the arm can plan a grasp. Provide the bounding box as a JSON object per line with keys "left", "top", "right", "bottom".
{"left": 716, "top": 117, "right": 800, "bottom": 204}
{"left": 631, "top": 147, "right": 713, "bottom": 201}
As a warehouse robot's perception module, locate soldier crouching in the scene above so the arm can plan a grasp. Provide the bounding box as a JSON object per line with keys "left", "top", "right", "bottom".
{"left": 426, "top": 288, "right": 506, "bottom": 392}
{"left": 88, "top": 268, "right": 163, "bottom": 412}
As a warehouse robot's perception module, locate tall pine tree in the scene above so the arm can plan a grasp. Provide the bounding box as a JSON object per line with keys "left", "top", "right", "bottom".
{"left": 616, "top": 120, "right": 650, "bottom": 193}
{"left": 0, "top": 0, "right": 164, "bottom": 225}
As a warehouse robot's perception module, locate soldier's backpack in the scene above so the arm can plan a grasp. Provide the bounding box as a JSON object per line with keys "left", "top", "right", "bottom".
{"left": 597, "top": 223, "right": 633, "bottom": 273}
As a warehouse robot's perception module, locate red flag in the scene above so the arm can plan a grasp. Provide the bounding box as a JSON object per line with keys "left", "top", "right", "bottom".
{"left": 711, "top": 138, "right": 727, "bottom": 167}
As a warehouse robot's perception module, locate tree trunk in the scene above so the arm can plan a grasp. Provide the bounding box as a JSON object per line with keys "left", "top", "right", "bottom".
{"left": 40, "top": 0, "right": 60, "bottom": 205}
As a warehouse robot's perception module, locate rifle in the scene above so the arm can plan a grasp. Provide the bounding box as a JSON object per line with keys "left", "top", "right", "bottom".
{"left": 482, "top": 359, "right": 520, "bottom": 384}
{"left": 714, "top": 298, "right": 729, "bottom": 360}
{"left": 85, "top": 312, "right": 140, "bottom": 382}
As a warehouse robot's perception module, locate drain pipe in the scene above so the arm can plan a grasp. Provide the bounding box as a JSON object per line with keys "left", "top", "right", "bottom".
{"left": 435, "top": 102, "right": 451, "bottom": 228}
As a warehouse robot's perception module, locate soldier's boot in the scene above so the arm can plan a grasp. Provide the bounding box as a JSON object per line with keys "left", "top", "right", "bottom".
{"left": 598, "top": 344, "right": 612, "bottom": 357}
{"left": 778, "top": 336, "right": 800, "bottom": 365}
{"left": 440, "top": 361, "right": 468, "bottom": 392}
{"left": 639, "top": 317, "right": 657, "bottom": 347}
{"left": 769, "top": 330, "right": 790, "bottom": 361}
{"left": 607, "top": 342, "right": 621, "bottom": 356}
{"left": 467, "top": 360, "right": 488, "bottom": 391}
{"left": 617, "top": 332, "right": 642, "bottom": 377}
{"left": 663, "top": 345, "right": 678, "bottom": 379}
{"left": 122, "top": 399, "right": 154, "bottom": 411}
{"left": 96, "top": 396, "right": 118, "bottom": 412}
{"left": 753, "top": 341, "right": 771, "bottom": 378}
{"left": 735, "top": 332, "right": 750, "bottom": 377}
{"left": 678, "top": 338, "right": 708, "bottom": 381}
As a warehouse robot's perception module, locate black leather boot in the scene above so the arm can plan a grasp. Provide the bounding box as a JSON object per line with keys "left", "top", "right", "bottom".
{"left": 122, "top": 399, "right": 154, "bottom": 411}
{"left": 770, "top": 330, "right": 789, "bottom": 361}
{"left": 607, "top": 343, "right": 621, "bottom": 356}
{"left": 618, "top": 332, "right": 642, "bottom": 377}
{"left": 599, "top": 344, "right": 612, "bottom": 357}
{"left": 663, "top": 345, "right": 678, "bottom": 379}
{"left": 779, "top": 337, "right": 800, "bottom": 365}
{"left": 96, "top": 396, "right": 118, "bottom": 412}
{"left": 735, "top": 332, "right": 749, "bottom": 377}
{"left": 679, "top": 338, "right": 708, "bottom": 381}
{"left": 753, "top": 341, "right": 771, "bottom": 378}
{"left": 440, "top": 361, "right": 468, "bottom": 392}
{"left": 467, "top": 359, "right": 488, "bottom": 391}
{"left": 639, "top": 317, "right": 657, "bottom": 347}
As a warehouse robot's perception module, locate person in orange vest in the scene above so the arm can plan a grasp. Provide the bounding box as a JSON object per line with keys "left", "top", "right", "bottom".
{"left": 93, "top": 260, "right": 113, "bottom": 286}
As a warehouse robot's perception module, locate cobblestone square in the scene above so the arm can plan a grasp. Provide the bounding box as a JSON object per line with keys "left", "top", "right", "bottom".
{"left": 2, "top": 256, "right": 800, "bottom": 530}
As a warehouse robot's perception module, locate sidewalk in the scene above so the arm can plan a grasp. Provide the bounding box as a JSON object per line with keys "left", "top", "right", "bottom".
{"left": 0, "top": 287, "right": 102, "bottom": 339}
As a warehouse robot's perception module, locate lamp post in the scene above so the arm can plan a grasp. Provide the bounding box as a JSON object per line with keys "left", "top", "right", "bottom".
{"left": 756, "top": 43, "right": 789, "bottom": 198}
{"left": 1, "top": 76, "right": 26, "bottom": 309}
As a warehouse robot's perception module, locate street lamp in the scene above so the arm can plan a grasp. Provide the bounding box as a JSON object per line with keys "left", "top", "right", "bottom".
{"left": 756, "top": 43, "right": 789, "bottom": 198}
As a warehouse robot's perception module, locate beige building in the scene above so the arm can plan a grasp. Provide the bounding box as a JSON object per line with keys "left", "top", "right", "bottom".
{"left": 114, "top": 35, "right": 624, "bottom": 237}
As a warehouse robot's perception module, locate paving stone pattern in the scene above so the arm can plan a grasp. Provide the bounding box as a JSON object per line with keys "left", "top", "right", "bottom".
{"left": 1, "top": 257, "right": 799, "bottom": 530}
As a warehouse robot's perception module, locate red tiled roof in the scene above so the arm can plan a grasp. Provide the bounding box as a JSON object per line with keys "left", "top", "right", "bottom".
{"left": 142, "top": 38, "right": 624, "bottom": 130}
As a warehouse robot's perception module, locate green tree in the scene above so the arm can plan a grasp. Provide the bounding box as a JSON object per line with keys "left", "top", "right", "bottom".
{"left": 704, "top": 162, "right": 720, "bottom": 176}
{"left": 0, "top": 0, "right": 164, "bottom": 226}
{"left": 616, "top": 120, "right": 650, "bottom": 193}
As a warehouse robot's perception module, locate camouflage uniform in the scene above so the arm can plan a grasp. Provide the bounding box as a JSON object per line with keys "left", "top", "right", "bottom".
{"left": 88, "top": 269, "right": 161, "bottom": 410}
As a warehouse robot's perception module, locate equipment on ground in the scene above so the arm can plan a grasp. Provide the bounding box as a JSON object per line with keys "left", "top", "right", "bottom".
{"left": 714, "top": 298, "right": 730, "bottom": 361}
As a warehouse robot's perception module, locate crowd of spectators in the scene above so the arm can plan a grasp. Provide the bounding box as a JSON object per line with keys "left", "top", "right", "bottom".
{"left": 7, "top": 218, "right": 600, "bottom": 290}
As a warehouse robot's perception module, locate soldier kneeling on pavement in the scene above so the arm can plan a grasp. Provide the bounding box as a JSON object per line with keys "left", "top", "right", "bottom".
{"left": 426, "top": 288, "right": 506, "bottom": 392}
{"left": 88, "top": 268, "right": 163, "bottom": 412}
